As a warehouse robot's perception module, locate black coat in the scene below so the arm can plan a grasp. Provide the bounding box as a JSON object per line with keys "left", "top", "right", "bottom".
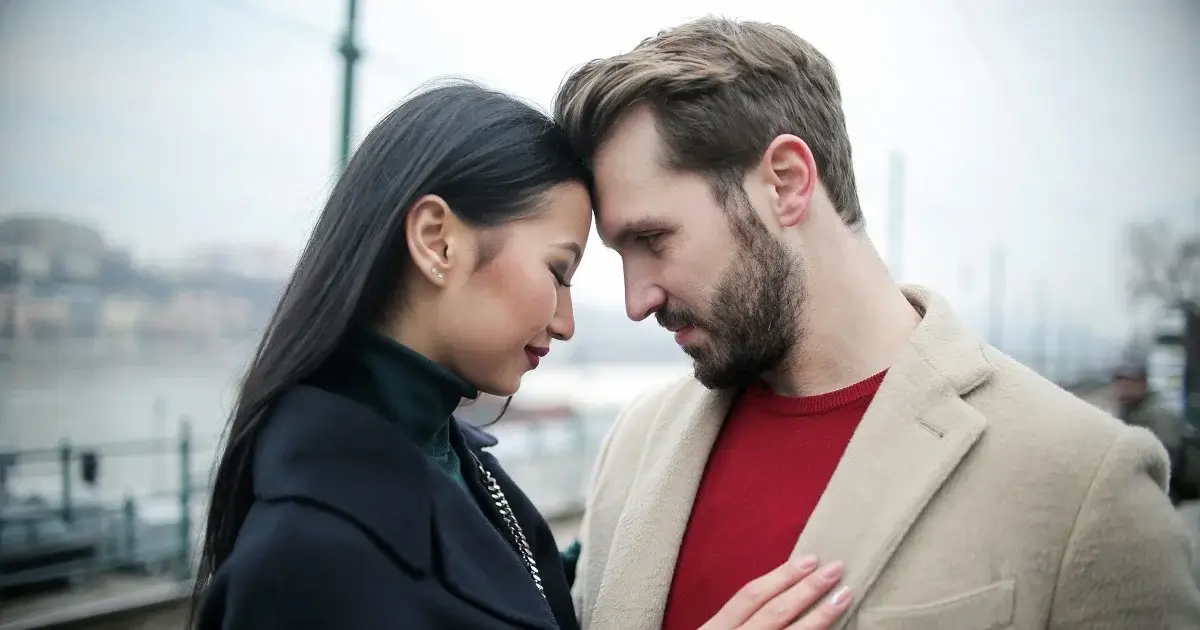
{"left": 195, "top": 386, "right": 579, "bottom": 629}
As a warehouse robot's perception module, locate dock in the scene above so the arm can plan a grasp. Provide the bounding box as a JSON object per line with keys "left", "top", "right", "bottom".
{"left": 0, "top": 510, "right": 586, "bottom": 630}
{"left": 0, "top": 411, "right": 598, "bottom": 630}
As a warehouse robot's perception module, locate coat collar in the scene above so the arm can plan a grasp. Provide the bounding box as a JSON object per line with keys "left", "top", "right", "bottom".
{"left": 590, "top": 285, "right": 996, "bottom": 629}
{"left": 310, "top": 332, "right": 478, "bottom": 445}
{"left": 253, "top": 386, "right": 555, "bottom": 629}
{"left": 460, "top": 420, "right": 500, "bottom": 449}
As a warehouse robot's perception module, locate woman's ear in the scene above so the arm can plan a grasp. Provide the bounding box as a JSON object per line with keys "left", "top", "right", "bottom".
{"left": 405, "top": 194, "right": 471, "bottom": 286}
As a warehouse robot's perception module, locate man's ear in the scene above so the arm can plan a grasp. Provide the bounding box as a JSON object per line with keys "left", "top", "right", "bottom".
{"left": 758, "top": 134, "right": 818, "bottom": 229}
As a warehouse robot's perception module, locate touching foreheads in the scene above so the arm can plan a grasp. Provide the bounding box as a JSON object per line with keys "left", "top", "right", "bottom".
{"left": 553, "top": 16, "right": 864, "bottom": 228}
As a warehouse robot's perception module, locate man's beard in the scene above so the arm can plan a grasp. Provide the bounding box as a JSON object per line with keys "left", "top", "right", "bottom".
{"left": 657, "top": 199, "right": 805, "bottom": 390}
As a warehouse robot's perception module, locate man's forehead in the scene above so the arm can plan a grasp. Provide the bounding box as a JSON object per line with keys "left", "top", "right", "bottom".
{"left": 593, "top": 206, "right": 623, "bottom": 248}
{"left": 590, "top": 172, "right": 653, "bottom": 246}
{"left": 592, "top": 110, "right": 664, "bottom": 193}
{"left": 595, "top": 106, "right": 661, "bottom": 164}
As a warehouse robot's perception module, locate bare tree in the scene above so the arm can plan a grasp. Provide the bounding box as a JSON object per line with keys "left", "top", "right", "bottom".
{"left": 1126, "top": 215, "right": 1200, "bottom": 311}
{"left": 1126, "top": 208, "right": 1200, "bottom": 425}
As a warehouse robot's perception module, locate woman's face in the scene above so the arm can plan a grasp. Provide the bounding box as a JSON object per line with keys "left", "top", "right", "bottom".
{"left": 436, "top": 182, "right": 592, "bottom": 396}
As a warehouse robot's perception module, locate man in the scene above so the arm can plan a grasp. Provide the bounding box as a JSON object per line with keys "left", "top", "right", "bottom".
{"left": 553, "top": 17, "right": 1200, "bottom": 630}
{"left": 1113, "top": 359, "right": 1200, "bottom": 504}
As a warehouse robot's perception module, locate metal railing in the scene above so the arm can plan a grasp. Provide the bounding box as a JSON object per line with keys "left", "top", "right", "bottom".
{"left": 0, "top": 422, "right": 212, "bottom": 603}
{"left": 0, "top": 412, "right": 604, "bottom": 613}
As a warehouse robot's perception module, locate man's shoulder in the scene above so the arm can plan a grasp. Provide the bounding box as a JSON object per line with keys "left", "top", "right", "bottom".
{"left": 1130, "top": 392, "right": 1189, "bottom": 427}
{"left": 971, "top": 349, "right": 1157, "bottom": 463}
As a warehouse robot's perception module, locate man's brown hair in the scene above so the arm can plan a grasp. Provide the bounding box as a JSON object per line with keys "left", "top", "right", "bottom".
{"left": 554, "top": 16, "right": 863, "bottom": 227}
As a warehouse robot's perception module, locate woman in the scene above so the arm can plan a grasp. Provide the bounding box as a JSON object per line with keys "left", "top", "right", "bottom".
{"left": 190, "top": 81, "right": 851, "bottom": 629}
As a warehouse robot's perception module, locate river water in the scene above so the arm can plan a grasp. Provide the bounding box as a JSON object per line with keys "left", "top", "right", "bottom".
{"left": 0, "top": 341, "right": 689, "bottom": 517}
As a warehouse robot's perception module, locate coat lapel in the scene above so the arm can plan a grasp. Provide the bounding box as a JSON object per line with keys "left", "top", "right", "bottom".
{"left": 590, "top": 387, "right": 737, "bottom": 630}
{"left": 789, "top": 285, "right": 995, "bottom": 628}
{"left": 256, "top": 390, "right": 558, "bottom": 630}
{"left": 430, "top": 479, "right": 560, "bottom": 630}
{"left": 428, "top": 421, "right": 565, "bottom": 630}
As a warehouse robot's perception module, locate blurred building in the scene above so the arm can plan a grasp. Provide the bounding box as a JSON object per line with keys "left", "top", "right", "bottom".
{"left": 172, "top": 243, "right": 294, "bottom": 281}
{"left": 0, "top": 215, "right": 272, "bottom": 349}
{"left": 142, "top": 290, "right": 256, "bottom": 340}
{"left": 0, "top": 215, "right": 107, "bottom": 282}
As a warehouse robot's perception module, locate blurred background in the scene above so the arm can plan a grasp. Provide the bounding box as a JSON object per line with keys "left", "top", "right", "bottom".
{"left": 0, "top": 0, "right": 1197, "bottom": 627}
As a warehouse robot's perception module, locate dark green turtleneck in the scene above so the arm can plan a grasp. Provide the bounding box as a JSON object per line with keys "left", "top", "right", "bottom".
{"left": 310, "top": 331, "right": 477, "bottom": 491}
{"left": 310, "top": 332, "right": 585, "bottom": 584}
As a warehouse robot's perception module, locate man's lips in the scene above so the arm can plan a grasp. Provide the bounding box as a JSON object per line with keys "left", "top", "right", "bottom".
{"left": 670, "top": 324, "right": 697, "bottom": 346}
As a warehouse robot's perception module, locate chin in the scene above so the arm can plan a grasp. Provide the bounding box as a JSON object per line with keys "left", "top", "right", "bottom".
{"left": 479, "top": 374, "right": 522, "bottom": 398}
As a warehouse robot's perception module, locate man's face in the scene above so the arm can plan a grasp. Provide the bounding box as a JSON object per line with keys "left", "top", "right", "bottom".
{"left": 592, "top": 108, "right": 805, "bottom": 390}
{"left": 1113, "top": 375, "right": 1148, "bottom": 405}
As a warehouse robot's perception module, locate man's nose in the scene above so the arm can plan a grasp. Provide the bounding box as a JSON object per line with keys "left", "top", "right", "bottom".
{"left": 624, "top": 274, "right": 665, "bottom": 322}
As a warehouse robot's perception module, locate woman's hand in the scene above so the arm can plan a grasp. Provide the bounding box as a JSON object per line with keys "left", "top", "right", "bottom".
{"left": 698, "top": 556, "right": 851, "bottom": 630}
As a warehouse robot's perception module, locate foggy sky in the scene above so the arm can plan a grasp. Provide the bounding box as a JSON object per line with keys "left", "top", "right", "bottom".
{"left": 1, "top": 0, "right": 1197, "bottom": 339}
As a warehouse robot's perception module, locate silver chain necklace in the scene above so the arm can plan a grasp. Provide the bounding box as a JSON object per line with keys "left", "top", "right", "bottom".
{"left": 468, "top": 451, "right": 545, "bottom": 597}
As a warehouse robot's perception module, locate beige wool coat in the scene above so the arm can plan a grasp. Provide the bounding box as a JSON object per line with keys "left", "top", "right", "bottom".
{"left": 572, "top": 286, "right": 1200, "bottom": 630}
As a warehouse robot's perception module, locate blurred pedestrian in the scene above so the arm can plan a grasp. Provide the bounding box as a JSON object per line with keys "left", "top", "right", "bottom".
{"left": 1114, "top": 359, "right": 1200, "bottom": 504}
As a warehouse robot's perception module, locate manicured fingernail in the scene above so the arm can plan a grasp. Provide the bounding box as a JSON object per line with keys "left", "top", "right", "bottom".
{"left": 829, "top": 586, "right": 852, "bottom": 607}
{"left": 819, "top": 561, "right": 844, "bottom": 580}
{"left": 792, "top": 554, "right": 818, "bottom": 571}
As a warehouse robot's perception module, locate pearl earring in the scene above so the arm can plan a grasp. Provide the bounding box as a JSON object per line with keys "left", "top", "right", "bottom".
{"left": 431, "top": 266, "right": 444, "bottom": 280}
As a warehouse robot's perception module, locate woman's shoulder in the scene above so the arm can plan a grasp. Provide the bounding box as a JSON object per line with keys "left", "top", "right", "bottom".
{"left": 226, "top": 499, "right": 383, "bottom": 576}
{"left": 197, "top": 500, "right": 424, "bottom": 628}
{"left": 206, "top": 500, "right": 410, "bottom": 605}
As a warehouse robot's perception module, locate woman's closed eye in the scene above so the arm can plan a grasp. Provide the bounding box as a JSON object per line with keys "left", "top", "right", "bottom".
{"left": 550, "top": 267, "right": 572, "bottom": 288}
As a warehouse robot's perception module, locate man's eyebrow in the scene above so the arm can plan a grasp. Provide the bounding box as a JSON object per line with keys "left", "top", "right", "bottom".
{"left": 603, "top": 217, "right": 670, "bottom": 249}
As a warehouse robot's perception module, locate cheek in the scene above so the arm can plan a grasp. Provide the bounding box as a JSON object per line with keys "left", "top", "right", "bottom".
{"left": 487, "top": 259, "right": 558, "bottom": 340}
{"left": 654, "top": 242, "right": 732, "bottom": 312}
{"left": 444, "top": 256, "right": 557, "bottom": 391}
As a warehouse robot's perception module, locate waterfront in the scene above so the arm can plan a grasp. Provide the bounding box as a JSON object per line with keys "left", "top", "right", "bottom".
{"left": 0, "top": 340, "right": 690, "bottom": 510}
{"left": 0, "top": 339, "right": 691, "bottom": 627}
{"left": 0, "top": 342, "right": 251, "bottom": 509}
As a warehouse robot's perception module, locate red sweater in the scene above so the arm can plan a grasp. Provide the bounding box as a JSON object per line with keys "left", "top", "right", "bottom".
{"left": 661, "top": 371, "right": 887, "bottom": 630}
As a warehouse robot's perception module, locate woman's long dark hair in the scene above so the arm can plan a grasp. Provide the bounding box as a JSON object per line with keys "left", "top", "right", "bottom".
{"left": 189, "top": 80, "right": 590, "bottom": 621}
